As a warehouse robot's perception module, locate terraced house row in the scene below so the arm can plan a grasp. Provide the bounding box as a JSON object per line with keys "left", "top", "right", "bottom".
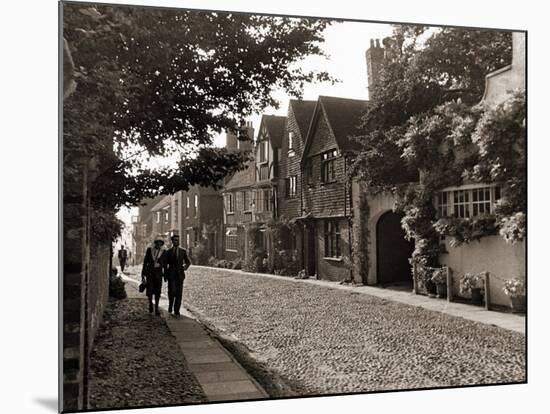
{"left": 132, "top": 34, "right": 525, "bottom": 309}
{"left": 220, "top": 34, "right": 526, "bottom": 309}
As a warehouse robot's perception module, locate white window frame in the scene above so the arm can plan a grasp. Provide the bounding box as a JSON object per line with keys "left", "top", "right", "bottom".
{"left": 288, "top": 131, "right": 295, "bottom": 157}
{"left": 186, "top": 196, "right": 190, "bottom": 218}
{"left": 194, "top": 194, "right": 198, "bottom": 218}
{"left": 263, "top": 189, "right": 271, "bottom": 212}
{"left": 436, "top": 184, "right": 501, "bottom": 219}
{"left": 225, "top": 228, "right": 238, "bottom": 252}
{"left": 226, "top": 193, "right": 234, "bottom": 214}
{"left": 259, "top": 140, "right": 268, "bottom": 164}
{"left": 321, "top": 149, "right": 338, "bottom": 183}
{"left": 287, "top": 176, "right": 297, "bottom": 198}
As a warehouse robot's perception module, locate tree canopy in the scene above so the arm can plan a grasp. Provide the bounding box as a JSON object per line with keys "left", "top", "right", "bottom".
{"left": 351, "top": 26, "right": 512, "bottom": 188}
{"left": 63, "top": 3, "right": 333, "bottom": 208}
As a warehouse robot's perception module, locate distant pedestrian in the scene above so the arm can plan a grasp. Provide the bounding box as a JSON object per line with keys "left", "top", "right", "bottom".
{"left": 141, "top": 236, "right": 166, "bottom": 315}
{"left": 164, "top": 235, "right": 191, "bottom": 317}
{"left": 118, "top": 245, "right": 128, "bottom": 273}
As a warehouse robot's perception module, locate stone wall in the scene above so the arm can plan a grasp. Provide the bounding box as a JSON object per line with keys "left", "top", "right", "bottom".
{"left": 62, "top": 161, "right": 90, "bottom": 411}
{"left": 88, "top": 240, "right": 111, "bottom": 349}
{"left": 62, "top": 161, "right": 112, "bottom": 411}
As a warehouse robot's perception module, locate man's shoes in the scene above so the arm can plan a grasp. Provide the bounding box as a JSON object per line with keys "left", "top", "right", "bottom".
{"left": 168, "top": 306, "right": 173, "bottom": 313}
{"left": 155, "top": 309, "right": 161, "bottom": 316}
{"left": 148, "top": 303, "right": 154, "bottom": 313}
{"left": 174, "top": 312, "right": 181, "bottom": 318}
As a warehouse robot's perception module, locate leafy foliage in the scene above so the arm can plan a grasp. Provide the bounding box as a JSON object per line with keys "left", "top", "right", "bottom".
{"left": 243, "top": 223, "right": 267, "bottom": 273}
{"left": 63, "top": 4, "right": 334, "bottom": 209}
{"left": 352, "top": 26, "right": 511, "bottom": 190}
{"left": 267, "top": 217, "right": 301, "bottom": 276}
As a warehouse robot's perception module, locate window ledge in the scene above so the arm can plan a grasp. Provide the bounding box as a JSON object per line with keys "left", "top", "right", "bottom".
{"left": 324, "top": 256, "right": 343, "bottom": 262}
{"left": 225, "top": 249, "right": 238, "bottom": 253}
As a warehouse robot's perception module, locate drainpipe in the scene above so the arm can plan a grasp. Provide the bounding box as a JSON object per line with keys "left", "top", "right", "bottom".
{"left": 345, "top": 155, "right": 354, "bottom": 282}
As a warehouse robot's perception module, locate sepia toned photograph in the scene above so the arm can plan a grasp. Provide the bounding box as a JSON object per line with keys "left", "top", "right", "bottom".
{"left": 61, "top": 1, "right": 526, "bottom": 412}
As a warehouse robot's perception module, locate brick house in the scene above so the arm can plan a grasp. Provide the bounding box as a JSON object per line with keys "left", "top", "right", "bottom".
{"left": 131, "top": 195, "right": 164, "bottom": 264}
{"left": 300, "top": 96, "right": 368, "bottom": 281}
{"left": 222, "top": 160, "right": 256, "bottom": 261}
{"left": 150, "top": 195, "right": 174, "bottom": 239}
{"left": 177, "top": 185, "right": 224, "bottom": 260}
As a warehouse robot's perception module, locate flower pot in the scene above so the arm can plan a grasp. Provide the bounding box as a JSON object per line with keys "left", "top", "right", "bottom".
{"left": 510, "top": 295, "right": 526, "bottom": 313}
{"left": 436, "top": 283, "right": 447, "bottom": 299}
{"left": 471, "top": 288, "right": 483, "bottom": 305}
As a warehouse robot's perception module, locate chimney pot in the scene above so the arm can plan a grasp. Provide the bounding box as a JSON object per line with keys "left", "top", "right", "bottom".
{"left": 375, "top": 39, "right": 381, "bottom": 48}
{"left": 370, "top": 39, "right": 374, "bottom": 48}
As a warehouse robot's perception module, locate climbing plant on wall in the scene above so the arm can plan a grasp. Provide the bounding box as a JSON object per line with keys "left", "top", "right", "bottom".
{"left": 267, "top": 217, "right": 301, "bottom": 276}
{"left": 351, "top": 27, "right": 524, "bottom": 280}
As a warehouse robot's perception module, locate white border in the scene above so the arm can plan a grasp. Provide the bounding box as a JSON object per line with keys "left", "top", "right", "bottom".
{"left": 2, "top": 0, "right": 548, "bottom": 413}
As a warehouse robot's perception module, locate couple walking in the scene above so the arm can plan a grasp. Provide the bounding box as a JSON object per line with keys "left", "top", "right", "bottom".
{"left": 141, "top": 234, "right": 191, "bottom": 317}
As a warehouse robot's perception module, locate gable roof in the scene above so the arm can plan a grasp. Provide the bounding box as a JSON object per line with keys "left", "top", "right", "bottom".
{"left": 320, "top": 96, "right": 369, "bottom": 151}
{"left": 289, "top": 99, "right": 316, "bottom": 140}
{"left": 224, "top": 160, "right": 255, "bottom": 191}
{"left": 301, "top": 96, "right": 368, "bottom": 163}
{"left": 259, "top": 115, "right": 286, "bottom": 149}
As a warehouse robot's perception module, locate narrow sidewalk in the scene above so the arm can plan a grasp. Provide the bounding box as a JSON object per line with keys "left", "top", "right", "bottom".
{"left": 191, "top": 266, "right": 526, "bottom": 335}
{"left": 122, "top": 276, "right": 269, "bottom": 402}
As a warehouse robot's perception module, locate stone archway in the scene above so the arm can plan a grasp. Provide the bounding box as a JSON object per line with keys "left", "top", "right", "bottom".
{"left": 376, "top": 211, "right": 414, "bottom": 286}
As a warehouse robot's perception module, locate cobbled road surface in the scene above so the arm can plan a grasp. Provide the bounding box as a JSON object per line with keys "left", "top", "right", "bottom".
{"left": 178, "top": 266, "right": 525, "bottom": 395}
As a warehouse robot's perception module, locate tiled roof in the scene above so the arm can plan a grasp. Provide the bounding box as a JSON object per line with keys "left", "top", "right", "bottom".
{"left": 289, "top": 99, "right": 316, "bottom": 141}
{"left": 319, "top": 96, "right": 369, "bottom": 152}
{"left": 224, "top": 160, "right": 255, "bottom": 191}
{"left": 262, "top": 115, "right": 287, "bottom": 149}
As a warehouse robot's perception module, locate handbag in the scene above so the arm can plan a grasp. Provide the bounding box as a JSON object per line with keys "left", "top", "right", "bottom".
{"left": 139, "top": 276, "right": 147, "bottom": 293}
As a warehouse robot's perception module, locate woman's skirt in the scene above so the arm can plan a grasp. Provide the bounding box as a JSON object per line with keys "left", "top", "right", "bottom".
{"left": 145, "top": 268, "right": 163, "bottom": 298}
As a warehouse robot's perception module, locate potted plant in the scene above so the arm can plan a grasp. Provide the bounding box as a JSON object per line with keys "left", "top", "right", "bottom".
{"left": 430, "top": 267, "right": 447, "bottom": 298}
{"left": 459, "top": 272, "right": 485, "bottom": 305}
{"left": 503, "top": 278, "right": 526, "bottom": 313}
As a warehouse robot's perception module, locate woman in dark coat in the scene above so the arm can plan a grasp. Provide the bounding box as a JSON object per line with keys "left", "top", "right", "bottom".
{"left": 141, "top": 235, "right": 166, "bottom": 315}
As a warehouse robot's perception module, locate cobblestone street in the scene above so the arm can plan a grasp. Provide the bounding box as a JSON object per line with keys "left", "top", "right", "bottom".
{"left": 175, "top": 266, "right": 525, "bottom": 395}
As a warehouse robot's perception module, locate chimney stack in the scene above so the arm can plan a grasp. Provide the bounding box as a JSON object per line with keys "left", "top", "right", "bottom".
{"left": 225, "top": 130, "right": 238, "bottom": 151}
{"left": 365, "top": 38, "right": 384, "bottom": 97}
{"left": 225, "top": 120, "right": 255, "bottom": 152}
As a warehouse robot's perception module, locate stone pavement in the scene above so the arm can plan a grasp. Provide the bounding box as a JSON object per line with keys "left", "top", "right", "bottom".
{"left": 192, "top": 266, "right": 526, "bottom": 335}
{"left": 122, "top": 275, "right": 268, "bottom": 403}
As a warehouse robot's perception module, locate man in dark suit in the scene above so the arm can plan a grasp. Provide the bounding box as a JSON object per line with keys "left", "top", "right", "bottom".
{"left": 164, "top": 234, "right": 191, "bottom": 317}
{"left": 118, "top": 245, "right": 128, "bottom": 273}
